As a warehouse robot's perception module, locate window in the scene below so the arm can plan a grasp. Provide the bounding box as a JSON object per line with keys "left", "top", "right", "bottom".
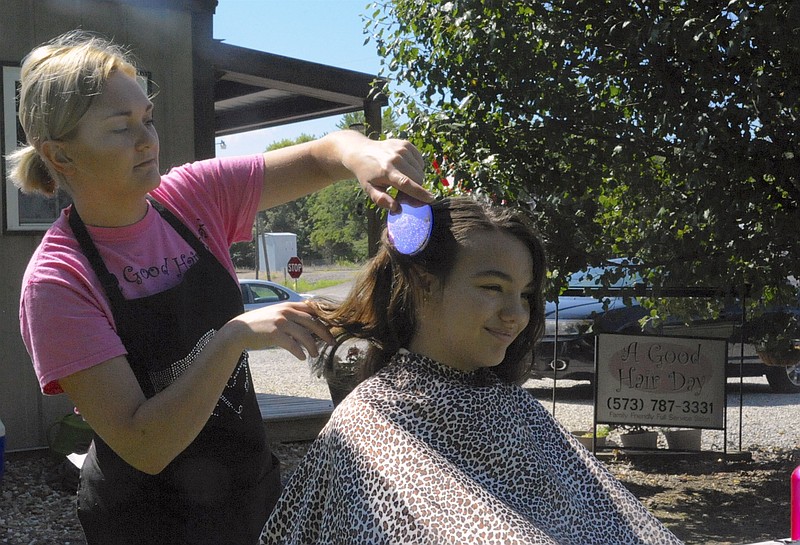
{"left": 250, "top": 284, "right": 287, "bottom": 304}
{"left": 1, "top": 66, "right": 149, "bottom": 232}
{"left": 2, "top": 65, "right": 72, "bottom": 232}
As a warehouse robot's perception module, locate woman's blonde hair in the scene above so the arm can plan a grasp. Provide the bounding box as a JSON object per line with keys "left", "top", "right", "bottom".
{"left": 6, "top": 30, "right": 138, "bottom": 196}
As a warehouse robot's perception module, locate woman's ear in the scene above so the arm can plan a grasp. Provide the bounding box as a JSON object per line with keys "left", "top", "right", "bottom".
{"left": 39, "top": 140, "right": 75, "bottom": 175}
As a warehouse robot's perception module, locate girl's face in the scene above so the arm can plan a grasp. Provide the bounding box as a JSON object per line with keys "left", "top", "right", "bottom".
{"left": 409, "top": 230, "right": 535, "bottom": 373}
{"left": 59, "top": 70, "right": 160, "bottom": 217}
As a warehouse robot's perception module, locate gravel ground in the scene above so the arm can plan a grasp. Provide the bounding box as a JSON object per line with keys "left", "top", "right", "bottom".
{"left": 3, "top": 270, "right": 800, "bottom": 544}
{"left": 4, "top": 352, "right": 799, "bottom": 544}
{"left": 249, "top": 345, "right": 800, "bottom": 454}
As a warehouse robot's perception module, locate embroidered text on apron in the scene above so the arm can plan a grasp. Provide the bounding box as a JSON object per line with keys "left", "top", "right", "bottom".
{"left": 68, "top": 200, "right": 281, "bottom": 545}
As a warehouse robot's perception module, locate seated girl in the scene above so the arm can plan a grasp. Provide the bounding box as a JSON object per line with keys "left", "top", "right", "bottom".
{"left": 261, "top": 197, "right": 682, "bottom": 545}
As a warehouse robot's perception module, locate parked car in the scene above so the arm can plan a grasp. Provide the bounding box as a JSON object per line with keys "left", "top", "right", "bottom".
{"left": 238, "top": 278, "right": 310, "bottom": 312}
{"left": 531, "top": 262, "right": 800, "bottom": 393}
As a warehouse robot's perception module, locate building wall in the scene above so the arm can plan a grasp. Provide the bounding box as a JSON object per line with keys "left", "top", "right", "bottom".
{"left": 0, "top": 0, "right": 202, "bottom": 451}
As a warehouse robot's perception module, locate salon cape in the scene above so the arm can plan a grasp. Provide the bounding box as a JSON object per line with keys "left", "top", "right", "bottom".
{"left": 262, "top": 351, "right": 683, "bottom": 545}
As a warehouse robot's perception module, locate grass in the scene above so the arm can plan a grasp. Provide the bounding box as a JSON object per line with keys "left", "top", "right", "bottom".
{"left": 236, "top": 266, "right": 359, "bottom": 293}
{"left": 275, "top": 278, "right": 345, "bottom": 292}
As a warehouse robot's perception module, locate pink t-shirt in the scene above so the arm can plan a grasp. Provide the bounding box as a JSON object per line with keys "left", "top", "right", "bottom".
{"left": 19, "top": 155, "right": 264, "bottom": 394}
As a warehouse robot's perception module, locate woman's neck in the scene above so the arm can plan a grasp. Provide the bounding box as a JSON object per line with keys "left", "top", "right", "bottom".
{"left": 70, "top": 195, "right": 150, "bottom": 227}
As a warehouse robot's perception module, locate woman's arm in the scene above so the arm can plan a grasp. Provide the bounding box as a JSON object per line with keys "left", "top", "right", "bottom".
{"left": 59, "top": 300, "right": 334, "bottom": 475}
{"left": 260, "top": 130, "right": 433, "bottom": 212}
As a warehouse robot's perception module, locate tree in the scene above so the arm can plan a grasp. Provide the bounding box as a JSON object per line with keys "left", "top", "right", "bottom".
{"left": 338, "top": 109, "right": 402, "bottom": 137}
{"left": 262, "top": 135, "right": 318, "bottom": 259}
{"left": 230, "top": 125, "right": 386, "bottom": 268}
{"left": 228, "top": 135, "right": 317, "bottom": 270}
{"left": 306, "top": 180, "right": 369, "bottom": 262}
{"left": 229, "top": 239, "right": 255, "bottom": 270}
{"left": 367, "top": 0, "right": 800, "bottom": 319}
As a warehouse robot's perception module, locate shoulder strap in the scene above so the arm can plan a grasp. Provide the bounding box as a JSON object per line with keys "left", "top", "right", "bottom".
{"left": 67, "top": 206, "right": 125, "bottom": 304}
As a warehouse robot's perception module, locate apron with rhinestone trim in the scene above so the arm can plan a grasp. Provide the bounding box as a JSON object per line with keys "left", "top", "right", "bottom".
{"left": 69, "top": 199, "right": 280, "bottom": 545}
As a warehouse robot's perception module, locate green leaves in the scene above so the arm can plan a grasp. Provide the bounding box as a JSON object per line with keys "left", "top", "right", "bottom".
{"left": 367, "top": 0, "right": 799, "bottom": 316}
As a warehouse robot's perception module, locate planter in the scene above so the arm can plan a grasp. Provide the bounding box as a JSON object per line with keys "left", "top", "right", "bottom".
{"left": 327, "top": 382, "right": 356, "bottom": 407}
{"left": 324, "top": 339, "right": 367, "bottom": 407}
{"left": 573, "top": 431, "right": 607, "bottom": 450}
{"left": 619, "top": 431, "right": 658, "bottom": 449}
{"left": 47, "top": 413, "right": 94, "bottom": 460}
{"left": 663, "top": 429, "right": 702, "bottom": 451}
{"left": 757, "top": 350, "right": 800, "bottom": 368}
{"left": 325, "top": 369, "right": 361, "bottom": 407}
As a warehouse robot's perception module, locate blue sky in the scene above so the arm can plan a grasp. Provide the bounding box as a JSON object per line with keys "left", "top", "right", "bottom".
{"left": 213, "top": 1, "right": 385, "bottom": 157}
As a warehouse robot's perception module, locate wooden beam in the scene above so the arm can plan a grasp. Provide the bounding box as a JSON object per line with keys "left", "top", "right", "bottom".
{"left": 257, "top": 393, "right": 334, "bottom": 444}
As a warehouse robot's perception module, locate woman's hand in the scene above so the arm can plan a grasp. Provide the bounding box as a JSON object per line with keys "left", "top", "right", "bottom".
{"left": 260, "top": 130, "right": 434, "bottom": 211}
{"left": 228, "top": 301, "right": 335, "bottom": 360}
{"left": 58, "top": 301, "right": 335, "bottom": 474}
{"left": 341, "top": 136, "right": 434, "bottom": 212}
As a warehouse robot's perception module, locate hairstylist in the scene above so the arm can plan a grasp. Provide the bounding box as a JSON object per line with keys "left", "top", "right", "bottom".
{"left": 11, "top": 30, "right": 432, "bottom": 545}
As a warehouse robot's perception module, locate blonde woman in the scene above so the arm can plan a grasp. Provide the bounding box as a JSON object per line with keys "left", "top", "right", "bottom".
{"left": 11, "top": 30, "right": 431, "bottom": 544}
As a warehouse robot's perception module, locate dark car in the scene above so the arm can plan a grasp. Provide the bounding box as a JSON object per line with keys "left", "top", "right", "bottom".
{"left": 531, "top": 262, "right": 800, "bottom": 393}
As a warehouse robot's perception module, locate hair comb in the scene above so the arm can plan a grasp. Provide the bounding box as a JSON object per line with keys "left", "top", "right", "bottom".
{"left": 387, "top": 199, "right": 433, "bottom": 256}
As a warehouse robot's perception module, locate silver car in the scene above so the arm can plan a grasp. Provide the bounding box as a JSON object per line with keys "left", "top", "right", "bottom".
{"left": 238, "top": 278, "right": 310, "bottom": 312}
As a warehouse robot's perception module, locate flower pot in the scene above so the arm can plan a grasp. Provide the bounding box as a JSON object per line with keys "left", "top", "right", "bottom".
{"left": 663, "top": 429, "right": 702, "bottom": 451}
{"left": 323, "top": 339, "right": 366, "bottom": 407}
{"left": 757, "top": 350, "right": 800, "bottom": 368}
{"left": 619, "top": 431, "right": 658, "bottom": 449}
{"left": 47, "top": 413, "right": 94, "bottom": 460}
{"left": 327, "top": 383, "right": 356, "bottom": 407}
{"left": 573, "top": 431, "right": 607, "bottom": 450}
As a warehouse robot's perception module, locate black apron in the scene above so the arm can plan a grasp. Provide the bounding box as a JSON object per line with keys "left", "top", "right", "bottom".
{"left": 68, "top": 200, "right": 281, "bottom": 545}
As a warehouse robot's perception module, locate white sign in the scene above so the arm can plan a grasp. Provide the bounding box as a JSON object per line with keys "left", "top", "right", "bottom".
{"left": 258, "top": 232, "right": 297, "bottom": 275}
{"left": 595, "top": 334, "right": 726, "bottom": 429}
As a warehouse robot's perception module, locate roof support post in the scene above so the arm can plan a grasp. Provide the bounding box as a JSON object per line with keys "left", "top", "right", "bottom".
{"left": 364, "top": 99, "right": 383, "bottom": 257}
{"left": 192, "top": 7, "right": 217, "bottom": 160}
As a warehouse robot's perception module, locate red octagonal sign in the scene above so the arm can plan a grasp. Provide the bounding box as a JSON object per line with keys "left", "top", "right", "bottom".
{"left": 287, "top": 256, "right": 303, "bottom": 279}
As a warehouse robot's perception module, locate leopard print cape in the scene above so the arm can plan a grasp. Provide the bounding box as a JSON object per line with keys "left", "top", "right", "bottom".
{"left": 261, "top": 351, "right": 683, "bottom": 544}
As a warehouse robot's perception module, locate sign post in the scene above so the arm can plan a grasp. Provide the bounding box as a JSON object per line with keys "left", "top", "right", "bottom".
{"left": 287, "top": 256, "right": 303, "bottom": 290}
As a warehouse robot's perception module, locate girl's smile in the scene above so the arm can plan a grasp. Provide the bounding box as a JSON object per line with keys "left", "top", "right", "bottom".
{"left": 409, "top": 229, "right": 535, "bottom": 373}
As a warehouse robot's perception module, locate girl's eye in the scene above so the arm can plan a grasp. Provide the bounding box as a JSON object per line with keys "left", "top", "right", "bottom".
{"left": 482, "top": 285, "right": 502, "bottom": 292}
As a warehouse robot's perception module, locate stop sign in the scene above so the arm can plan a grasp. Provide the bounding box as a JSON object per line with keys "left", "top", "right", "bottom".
{"left": 287, "top": 256, "right": 303, "bottom": 279}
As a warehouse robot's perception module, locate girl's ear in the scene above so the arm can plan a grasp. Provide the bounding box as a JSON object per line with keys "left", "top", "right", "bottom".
{"left": 415, "top": 269, "right": 438, "bottom": 294}
{"left": 408, "top": 266, "right": 435, "bottom": 310}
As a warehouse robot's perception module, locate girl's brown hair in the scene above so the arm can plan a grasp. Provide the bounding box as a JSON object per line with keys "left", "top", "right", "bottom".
{"left": 313, "top": 196, "right": 547, "bottom": 388}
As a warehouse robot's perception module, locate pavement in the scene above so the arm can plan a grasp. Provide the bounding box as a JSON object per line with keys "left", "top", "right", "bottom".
{"left": 248, "top": 273, "right": 354, "bottom": 399}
